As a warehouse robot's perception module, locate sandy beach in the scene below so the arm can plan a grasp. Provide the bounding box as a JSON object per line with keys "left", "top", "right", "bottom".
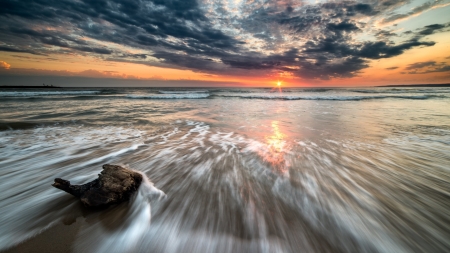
{"left": 3, "top": 218, "right": 82, "bottom": 253}
{"left": 1, "top": 87, "right": 449, "bottom": 253}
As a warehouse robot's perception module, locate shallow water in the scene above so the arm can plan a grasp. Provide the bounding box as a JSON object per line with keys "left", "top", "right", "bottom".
{"left": 0, "top": 87, "right": 449, "bottom": 252}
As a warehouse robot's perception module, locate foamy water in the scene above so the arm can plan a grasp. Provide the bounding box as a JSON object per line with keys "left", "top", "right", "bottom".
{"left": 127, "top": 93, "right": 211, "bottom": 99}
{"left": 0, "top": 87, "right": 449, "bottom": 252}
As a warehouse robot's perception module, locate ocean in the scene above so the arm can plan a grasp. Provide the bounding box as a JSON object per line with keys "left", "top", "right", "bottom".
{"left": 0, "top": 87, "right": 449, "bottom": 253}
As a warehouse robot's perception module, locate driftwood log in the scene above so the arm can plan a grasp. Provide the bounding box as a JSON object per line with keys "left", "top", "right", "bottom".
{"left": 52, "top": 164, "right": 143, "bottom": 207}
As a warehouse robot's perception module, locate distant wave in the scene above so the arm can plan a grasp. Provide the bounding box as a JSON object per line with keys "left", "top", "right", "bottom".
{"left": 215, "top": 94, "right": 445, "bottom": 101}
{"left": 350, "top": 89, "right": 450, "bottom": 94}
{"left": 272, "top": 88, "right": 331, "bottom": 93}
{"left": 158, "top": 90, "right": 209, "bottom": 94}
{"left": 211, "top": 88, "right": 332, "bottom": 94}
{"left": 0, "top": 91, "right": 101, "bottom": 97}
{"left": 127, "top": 93, "right": 210, "bottom": 99}
{"left": 300, "top": 89, "right": 332, "bottom": 92}
{"left": 212, "top": 89, "right": 253, "bottom": 93}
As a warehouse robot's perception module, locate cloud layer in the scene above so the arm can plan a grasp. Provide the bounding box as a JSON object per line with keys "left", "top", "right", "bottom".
{"left": 1, "top": 0, "right": 449, "bottom": 80}
{"left": 404, "top": 61, "right": 450, "bottom": 74}
{"left": 0, "top": 61, "right": 10, "bottom": 70}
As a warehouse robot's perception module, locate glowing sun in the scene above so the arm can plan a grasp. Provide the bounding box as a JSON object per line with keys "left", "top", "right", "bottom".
{"left": 277, "top": 81, "right": 281, "bottom": 86}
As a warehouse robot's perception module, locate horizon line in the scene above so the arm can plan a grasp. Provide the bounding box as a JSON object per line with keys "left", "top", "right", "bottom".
{"left": 1, "top": 83, "right": 450, "bottom": 88}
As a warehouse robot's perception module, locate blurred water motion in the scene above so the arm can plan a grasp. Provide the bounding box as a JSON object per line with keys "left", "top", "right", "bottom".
{"left": 0, "top": 87, "right": 449, "bottom": 253}
{"left": 262, "top": 121, "right": 289, "bottom": 171}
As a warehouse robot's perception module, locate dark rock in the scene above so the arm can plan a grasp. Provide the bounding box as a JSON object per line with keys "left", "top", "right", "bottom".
{"left": 52, "top": 164, "right": 143, "bottom": 207}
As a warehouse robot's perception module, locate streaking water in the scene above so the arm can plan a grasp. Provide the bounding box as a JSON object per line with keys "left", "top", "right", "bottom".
{"left": 0, "top": 87, "right": 449, "bottom": 253}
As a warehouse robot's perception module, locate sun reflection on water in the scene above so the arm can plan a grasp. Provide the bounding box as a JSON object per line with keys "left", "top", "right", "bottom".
{"left": 262, "top": 121, "right": 290, "bottom": 172}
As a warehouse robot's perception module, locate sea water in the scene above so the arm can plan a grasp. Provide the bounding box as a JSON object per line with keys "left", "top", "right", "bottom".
{"left": 0, "top": 87, "right": 449, "bottom": 252}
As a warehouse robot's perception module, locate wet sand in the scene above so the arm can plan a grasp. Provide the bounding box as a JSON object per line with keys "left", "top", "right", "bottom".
{"left": 1, "top": 87, "right": 449, "bottom": 253}
{"left": 2, "top": 218, "right": 83, "bottom": 253}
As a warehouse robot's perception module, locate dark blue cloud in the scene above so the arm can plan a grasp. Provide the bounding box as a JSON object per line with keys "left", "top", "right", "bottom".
{"left": 418, "top": 23, "right": 450, "bottom": 35}
{"left": 404, "top": 61, "right": 450, "bottom": 74}
{"left": 0, "top": 0, "right": 443, "bottom": 80}
{"left": 386, "top": 67, "right": 398, "bottom": 70}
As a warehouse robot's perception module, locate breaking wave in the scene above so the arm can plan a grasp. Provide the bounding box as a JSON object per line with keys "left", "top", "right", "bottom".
{"left": 350, "top": 88, "right": 450, "bottom": 94}
{"left": 127, "top": 93, "right": 210, "bottom": 99}
{"left": 158, "top": 90, "right": 209, "bottom": 94}
{"left": 215, "top": 94, "right": 444, "bottom": 100}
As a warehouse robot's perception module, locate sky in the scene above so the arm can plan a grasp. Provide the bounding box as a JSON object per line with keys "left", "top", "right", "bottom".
{"left": 0, "top": 0, "right": 450, "bottom": 87}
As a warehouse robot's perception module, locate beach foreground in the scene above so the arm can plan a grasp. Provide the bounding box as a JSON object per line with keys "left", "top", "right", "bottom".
{"left": 0, "top": 87, "right": 449, "bottom": 253}
{"left": 3, "top": 218, "right": 82, "bottom": 253}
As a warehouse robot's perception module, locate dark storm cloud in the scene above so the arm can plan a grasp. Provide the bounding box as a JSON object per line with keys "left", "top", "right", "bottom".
{"left": 405, "top": 61, "right": 437, "bottom": 70}
{"left": 326, "top": 21, "right": 360, "bottom": 32}
{"left": 357, "top": 40, "right": 435, "bottom": 59}
{"left": 295, "top": 56, "right": 369, "bottom": 80}
{"left": 381, "top": 0, "right": 447, "bottom": 24}
{"left": 375, "top": 30, "right": 397, "bottom": 38}
{"left": 0, "top": 0, "right": 239, "bottom": 51}
{"left": 118, "top": 53, "right": 148, "bottom": 59}
{"left": 0, "top": 46, "right": 45, "bottom": 55}
{"left": 151, "top": 51, "right": 224, "bottom": 71}
{"left": 4, "top": 27, "right": 113, "bottom": 55}
{"left": 303, "top": 37, "right": 434, "bottom": 60}
{"left": 404, "top": 61, "right": 450, "bottom": 74}
{"left": 321, "top": 2, "right": 378, "bottom": 16}
{"left": 293, "top": 38, "right": 435, "bottom": 78}
{"left": 289, "top": 12, "right": 435, "bottom": 78}
{"left": 72, "top": 0, "right": 239, "bottom": 51}
{"left": 220, "top": 59, "right": 279, "bottom": 69}
{"left": 209, "top": 0, "right": 439, "bottom": 79}
{"left": 353, "top": 3, "right": 375, "bottom": 14}
{"left": 419, "top": 24, "right": 446, "bottom": 35}
{"left": 0, "top": 0, "right": 444, "bottom": 80}
{"left": 73, "top": 46, "right": 113, "bottom": 55}
{"left": 417, "top": 23, "right": 450, "bottom": 36}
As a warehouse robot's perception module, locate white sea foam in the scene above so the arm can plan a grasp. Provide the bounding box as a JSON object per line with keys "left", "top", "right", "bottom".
{"left": 0, "top": 120, "right": 448, "bottom": 253}
{"left": 74, "top": 172, "right": 165, "bottom": 253}
{"left": 350, "top": 88, "right": 450, "bottom": 94}
{"left": 127, "top": 93, "right": 210, "bottom": 99}
{"left": 0, "top": 125, "right": 150, "bottom": 251}
{"left": 158, "top": 90, "right": 209, "bottom": 94}
{"left": 215, "top": 94, "right": 443, "bottom": 100}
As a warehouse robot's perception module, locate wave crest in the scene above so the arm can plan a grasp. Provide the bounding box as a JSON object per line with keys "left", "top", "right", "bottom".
{"left": 215, "top": 94, "right": 444, "bottom": 101}
{"left": 158, "top": 90, "right": 209, "bottom": 94}
{"left": 127, "top": 93, "right": 210, "bottom": 99}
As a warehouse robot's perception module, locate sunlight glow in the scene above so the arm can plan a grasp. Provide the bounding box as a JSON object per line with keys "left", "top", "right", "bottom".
{"left": 261, "top": 121, "right": 290, "bottom": 173}
{"left": 270, "top": 80, "right": 283, "bottom": 93}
